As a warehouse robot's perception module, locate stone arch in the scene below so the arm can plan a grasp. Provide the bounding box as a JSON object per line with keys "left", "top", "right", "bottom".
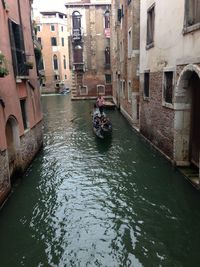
{"left": 174, "top": 64, "right": 200, "bottom": 171}
{"left": 5, "top": 115, "right": 21, "bottom": 178}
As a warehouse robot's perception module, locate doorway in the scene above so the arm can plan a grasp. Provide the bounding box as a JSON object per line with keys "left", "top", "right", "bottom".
{"left": 189, "top": 72, "right": 200, "bottom": 167}
{"left": 174, "top": 64, "right": 200, "bottom": 172}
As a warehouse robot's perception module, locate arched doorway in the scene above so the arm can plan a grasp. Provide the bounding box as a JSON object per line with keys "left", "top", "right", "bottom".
{"left": 174, "top": 64, "right": 200, "bottom": 172}
{"left": 5, "top": 116, "right": 20, "bottom": 178}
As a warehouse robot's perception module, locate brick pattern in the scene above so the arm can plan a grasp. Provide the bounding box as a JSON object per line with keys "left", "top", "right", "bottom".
{"left": 0, "top": 121, "right": 43, "bottom": 206}
{"left": 140, "top": 72, "right": 175, "bottom": 158}
{"left": 0, "top": 150, "right": 10, "bottom": 206}
{"left": 20, "top": 121, "right": 43, "bottom": 168}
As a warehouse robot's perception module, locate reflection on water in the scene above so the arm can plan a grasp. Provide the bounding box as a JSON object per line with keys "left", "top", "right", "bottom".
{"left": 0, "top": 95, "right": 200, "bottom": 267}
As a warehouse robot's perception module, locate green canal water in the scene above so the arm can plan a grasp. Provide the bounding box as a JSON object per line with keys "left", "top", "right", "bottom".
{"left": 1, "top": 95, "right": 200, "bottom": 267}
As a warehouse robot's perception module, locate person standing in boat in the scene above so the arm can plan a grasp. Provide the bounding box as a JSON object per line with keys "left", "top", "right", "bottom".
{"left": 96, "top": 95, "right": 105, "bottom": 115}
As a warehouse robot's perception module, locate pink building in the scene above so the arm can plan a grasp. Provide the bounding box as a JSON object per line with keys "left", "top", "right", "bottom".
{"left": 0, "top": 0, "right": 43, "bottom": 205}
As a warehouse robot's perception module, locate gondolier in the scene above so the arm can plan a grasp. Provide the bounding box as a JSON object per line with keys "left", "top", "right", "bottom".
{"left": 96, "top": 95, "right": 105, "bottom": 115}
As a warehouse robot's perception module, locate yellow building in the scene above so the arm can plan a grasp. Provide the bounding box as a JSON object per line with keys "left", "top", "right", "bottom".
{"left": 36, "top": 11, "right": 71, "bottom": 93}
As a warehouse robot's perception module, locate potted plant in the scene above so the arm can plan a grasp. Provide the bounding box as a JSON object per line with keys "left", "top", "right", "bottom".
{"left": 0, "top": 53, "right": 9, "bottom": 77}
{"left": 25, "top": 61, "right": 34, "bottom": 69}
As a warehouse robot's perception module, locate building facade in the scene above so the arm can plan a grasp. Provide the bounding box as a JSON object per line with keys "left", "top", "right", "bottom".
{"left": 36, "top": 11, "right": 71, "bottom": 93}
{"left": 139, "top": 0, "right": 200, "bottom": 172}
{"left": 0, "top": 0, "right": 43, "bottom": 205}
{"left": 65, "top": 0, "right": 112, "bottom": 100}
{"left": 111, "top": 0, "right": 140, "bottom": 126}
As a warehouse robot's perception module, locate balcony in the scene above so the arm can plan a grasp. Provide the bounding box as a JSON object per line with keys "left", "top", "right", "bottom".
{"left": 104, "top": 63, "right": 111, "bottom": 70}
{"left": 15, "top": 63, "right": 29, "bottom": 79}
{"left": 72, "top": 29, "right": 82, "bottom": 41}
{"left": 73, "top": 62, "right": 85, "bottom": 72}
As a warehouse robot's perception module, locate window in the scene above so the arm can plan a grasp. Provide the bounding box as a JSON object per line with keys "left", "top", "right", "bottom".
{"left": 122, "top": 80, "right": 125, "bottom": 98}
{"left": 185, "top": 0, "right": 200, "bottom": 29}
{"left": 72, "top": 11, "right": 81, "bottom": 29}
{"left": 79, "top": 86, "right": 88, "bottom": 95}
{"left": 105, "top": 74, "right": 111, "bottom": 84}
{"left": 38, "top": 37, "right": 42, "bottom": 44}
{"left": 128, "top": 29, "right": 132, "bottom": 58}
{"left": 20, "top": 99, "right": 28, "bottom": 130}
{"left": 8, "top": 19, "right": 27, "bottom": 76}
{"left": 97, "top": 85, "right": 105, "bottom": 95}
{"left": 73, "top": 45, "right": 83, "bottom": 63}
{"left": 146, "top": 4, "right": 155, "bottom": 48}
{"left": 63, "top": 56, "right": 66, "bottom": 69}
{"left": 61, "top": 37, "right": 64, "bottom": 46}
{"left": 61, "top": 26, "right": 64, "bottom": 32}
{"left": 77, "top": 73, "right": 83, "bottom": 84}
{"left": 51, "top": 37, "right": 57, "bottom": 46}
{"left": 53, "top": 55, "right": 58, "bottom": 70}
{"left": 118, "top": 9, "right": 122, "bottom": 22}
{"left": 65, "top": 75, "right": 67, "bottom": 79}
{"left": 144, "top": 72, "right": 150, "bottom": 98}
{"left": 51, "top": 24, "right": 55, "bottom": 31}
{"left": 120, "top": 80, "right": 125, "bottom": 99}
{"left": 105, "top": 47, "right": 110, "bottom": 67}
{"left": 38, "top": 58, "right": 44, "bottom": 70}
{"left": 128, "top": 81, "right": 132, "bottom": 102}
{"left": 163, "top": 71, "right": 173, "bottom": 104}
{"left": 104, "top": 10, "right": 110, "bottom": 28}
{"left": 37, "top": 25, "right": 41, "bottom": 32}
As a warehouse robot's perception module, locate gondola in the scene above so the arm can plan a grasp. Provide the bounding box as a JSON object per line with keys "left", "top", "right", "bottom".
{"left": 92, "top": 111, "right": 112, "bottom": 139}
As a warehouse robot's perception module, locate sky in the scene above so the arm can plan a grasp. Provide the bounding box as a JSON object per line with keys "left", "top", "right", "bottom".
{"left": 33, "top": 0, "right": 66, "bottom": 11}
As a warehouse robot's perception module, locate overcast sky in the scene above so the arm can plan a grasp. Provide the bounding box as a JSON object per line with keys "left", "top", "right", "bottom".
{"left": 33, "top": 0, "right": 66, "bottom": 11}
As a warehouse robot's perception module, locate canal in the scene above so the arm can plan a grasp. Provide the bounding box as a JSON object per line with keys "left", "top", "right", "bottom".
{"left": 0, "top": 95, "right": 200, "bottom": 267}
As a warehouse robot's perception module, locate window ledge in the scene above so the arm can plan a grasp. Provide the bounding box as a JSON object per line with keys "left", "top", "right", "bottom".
{"left": 146, "top": 42, "right": 154, "bottom": 50}
{"left": 143, "top": 96, "right": 150, "bottom": 101}
{"left": 162, "top": 101, "right": 174, "bottom": 109}
{"left": 16, "top": 76, "right": 29, "bottom": 82}
{"left": 183, "top": 23, "right": 200, "bottom": 34}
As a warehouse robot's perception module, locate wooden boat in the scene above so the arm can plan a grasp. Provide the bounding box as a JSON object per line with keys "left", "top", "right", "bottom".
{"left": 92, "top": 112, "right": 112, "bottom": 139}
{"left": 103, "top": 100, "right": 116, "bottom": 109}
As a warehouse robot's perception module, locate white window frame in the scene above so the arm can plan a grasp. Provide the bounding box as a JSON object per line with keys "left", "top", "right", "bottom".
{"left": 183, "top": 0, "right": 200, "bottom": 34}
{"left": 51, "top": 24, "right": 55, "bottom": 31}
{"left": 120, "top": 79, "right": 125, "bottom": 99}
{"left": 37, "top": 25, "right": 41, "bottom": 32}
{"left": 146, "top": 3, "right": 155, "bottom": 49}
{"left": 143, "top": 70, "right": 150, "bottom": 100}
{"left": 79, "top": 85, "right": 88, "bottom": 95}
{"left": 162, "top": 67, "right": 175, "bottom": 109}
{"left": 97, "top": 84, "right": 105, "bottom": 95}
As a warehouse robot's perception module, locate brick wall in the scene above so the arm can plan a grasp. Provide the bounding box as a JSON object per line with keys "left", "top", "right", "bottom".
{"left": 140, "top": 72, "right": 175, "bottom": 159}
{"left": 0, "top": 121, "right": 43, "bottom": 206}
{"left": 0, "top": 150, "right": 10, "bottom": 206}
{"left": 20, "top": 121, "right": 43, "bottom": 168}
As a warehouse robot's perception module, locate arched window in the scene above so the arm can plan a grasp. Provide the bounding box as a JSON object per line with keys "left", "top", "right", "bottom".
{"left": 104, "top": 10, "right": 110, "bottom": 28}
{"left": 72, "top": 11, "right": 81, "bottom": 29}
{"left": 53, "top": 55, "right": 58, "bottom": 70}
{"left": 63, "top": 55, "right": 66, "bottom": 69}
{"left": 73, "top": 45, "right": 83, "bottom": 63}
{"left": 105, "top": 47, "right": 110, "bottom": 65}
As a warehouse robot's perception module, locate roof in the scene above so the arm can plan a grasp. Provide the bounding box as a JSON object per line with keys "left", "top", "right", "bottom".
{"left": 65, "top": 0, "right": 111, "bottom": 7}
{"left": 40, "top": 11, "right": 66, "bottom": 16}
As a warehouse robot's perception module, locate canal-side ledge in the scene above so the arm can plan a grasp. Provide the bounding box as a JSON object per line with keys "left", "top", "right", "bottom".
{"left": 117, "top": 105, "right": 200, "bottom": 190}
{"left": 137, "top": 132, "right": 200, "bottom": 190}
{"left": 178, "top": 166, "right": 200, "bottom": 190}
